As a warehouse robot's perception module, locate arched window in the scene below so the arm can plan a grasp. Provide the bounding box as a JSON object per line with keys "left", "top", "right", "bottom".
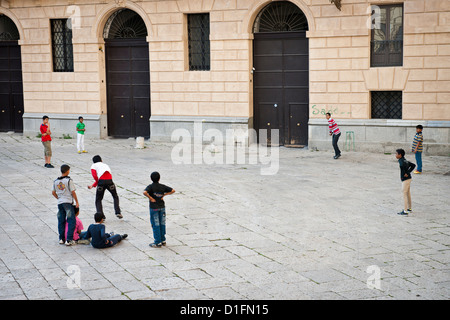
{"left": 0, "top": 14, "right": 20, "bottom": 41}
{"left": 253, "top": 1, "right": 308, "bottom": 33}
{"left": 103, "top": 9, "right": 147, "bottom": 39}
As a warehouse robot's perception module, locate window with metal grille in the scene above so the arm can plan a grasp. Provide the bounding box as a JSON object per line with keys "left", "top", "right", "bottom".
{"left": 0, "top": 14, "right": 20, "bottom": 41}
{"left": 187, "top": 13, "right": 210, "bottom": 71}
{"left": 51, "top": 19, "right": 73, "bottom": 72}
{"left": 103, "top": 9, "right": 148, "bottom": 39}
{"left": 370, "top": 4, "right": 403, "bottom": 67}
{"left": 371, "top": 91, "right": 402, "bottom": 119}
{"left": 253, "top": 1, "right": 308, "bottom": 33}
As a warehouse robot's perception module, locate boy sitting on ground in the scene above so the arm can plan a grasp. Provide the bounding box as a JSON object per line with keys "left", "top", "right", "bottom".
{"left": 83, "top": 212, "right": 127, "bottom": 249}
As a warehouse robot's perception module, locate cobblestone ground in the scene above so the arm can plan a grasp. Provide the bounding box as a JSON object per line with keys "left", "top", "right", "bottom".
{"left": 0, "top": 132, "right": 449, "bottom": 300}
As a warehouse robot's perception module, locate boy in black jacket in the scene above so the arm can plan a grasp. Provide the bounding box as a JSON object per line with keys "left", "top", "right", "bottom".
{"left": 395, "top": 149, "right": 416, "bottom": 215}
{"left": 84, "top": 213, "right": 128, "bottom": 248}
{"left": 143, "top": 172, "right": 175, "bottom": 248}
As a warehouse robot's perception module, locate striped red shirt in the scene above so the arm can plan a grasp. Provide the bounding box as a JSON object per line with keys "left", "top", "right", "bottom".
{"left": 328, "top": 118, "right": 341, "bottom": 135}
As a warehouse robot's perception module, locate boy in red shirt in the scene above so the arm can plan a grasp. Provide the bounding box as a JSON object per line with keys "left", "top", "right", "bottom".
{"left": 40, "top": 115, "right": 54, "bottom": 168}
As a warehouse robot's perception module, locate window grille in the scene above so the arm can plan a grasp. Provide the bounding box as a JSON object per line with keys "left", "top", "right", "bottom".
{"left": 253, "top": 1, "right": 308, "bottom": 33}
{"left": 103, "top": 9, "right": 147, "bottom": 39}
{"left": 188, "top": 13, "right": 210, "bottom": 71}
{"left": 0, "top": 14, "right": 20, "bottom": 41}
{"left": 371, "top": 91, "right": 402, "bottom": 119}
{"left": 51, "top": 19, "right": 73, "bottom": 72}
{"left": 370, "top": 4, "right": 403, "bottom": 67}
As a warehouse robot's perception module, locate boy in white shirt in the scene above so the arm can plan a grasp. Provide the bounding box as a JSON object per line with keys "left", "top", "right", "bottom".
{"left": 52, "top": 164, "right": 79, "bottom": 246}
{"left": 88, "top": 155, "right": 123, "bottom": 219}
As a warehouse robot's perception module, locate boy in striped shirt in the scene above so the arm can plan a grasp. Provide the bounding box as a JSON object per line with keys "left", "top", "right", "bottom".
{"left": 326, "top": 113, "right": 341, "bottom": 159}
{"left": 412, "top": 125, "right": 423, "bottom": 174}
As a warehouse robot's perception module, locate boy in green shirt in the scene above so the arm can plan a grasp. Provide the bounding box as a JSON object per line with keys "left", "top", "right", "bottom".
{"left": 76, "top": 116, "right": 87, "bottom": 154}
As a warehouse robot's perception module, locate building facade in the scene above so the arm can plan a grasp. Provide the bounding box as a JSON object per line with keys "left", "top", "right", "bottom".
{"left": 0, "top": 0, "right": 449, "bottom": 154}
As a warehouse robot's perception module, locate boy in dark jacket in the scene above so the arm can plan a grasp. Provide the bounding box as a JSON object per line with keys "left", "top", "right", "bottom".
{"left": 395, "top": 149, "right": 416, "bottom": 215}
{"left": 143, "top": 171, "right": 175, "bottom": 248}
{"left": 84, "top": 213, "right": 127, "bottom": 248}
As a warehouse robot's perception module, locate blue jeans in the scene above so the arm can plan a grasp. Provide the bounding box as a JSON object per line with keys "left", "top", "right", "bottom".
{"left": 79, "top": 231, "right": 122, "bottom": 248}
{"left": 415, "top": 151, "right": 422, "bottom": 172}
{"left": 150, "top": 207, "right": 166, "bottom": 245}
{"left": 57, "top": 203, "right": 75, "bottom": 241}
{"left": 94, "top": 234, "right": 123, "bottom": 249}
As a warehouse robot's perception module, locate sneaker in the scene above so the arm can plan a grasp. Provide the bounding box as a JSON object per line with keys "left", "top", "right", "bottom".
{"left": 161, "top": 241, "right": 166, "bottom": 246}
{"left": 82, "top": 150, "right": 88, "bottom": 153}
{"left": 397, "top": 210, "right": 408, "bottom": 216}
{"left": 116, "top": 213, "right": 123, "bottom": 219}
{"left": 77, "top": 239, "right": 90, "bottom": 245}
{"left": 59, "top": 239, "right": 65, "bottom": 245}
{"left": 334, "top": 154, "right": 341, "bottom": 159}
{"left": 149, "top": 242, "right": 162, "bottom": 248}
{"left": 78, "top": 151, "right": 81, "bottom": 154}
{"left": 121, "top": 234, "right": 128, "bottom": 240}
{"left": 407, "top": 208, "right": 413, "bottom": 214}
{"left": 413, "top": 170, "right": 422, "bottom": 174}
{"left": 65, "top": 240, "right": 76, "bottom": 246}
{"left": 47, "top": 164, "right": 54, "bottom": 168}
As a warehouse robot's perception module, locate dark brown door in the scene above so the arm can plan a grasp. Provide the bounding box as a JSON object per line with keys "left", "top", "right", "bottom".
{"left": 0, "top": 41, "right": 24, "bottom": 132}
{"left": 105, "top": 39, "right": 150, "bottom": 138}
{"left": 253, "top": 32, "right": 308, "bottom": 146}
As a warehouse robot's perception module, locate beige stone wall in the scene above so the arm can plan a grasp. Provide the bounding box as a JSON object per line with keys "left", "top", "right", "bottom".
{"left": 308, "top": 0, "right": 450, "bottom": 121}
{"left": 1, "top": 0, "right": 449, "bottom": 130}
{"left": 403, "top": 0, "right": 450, "bottom": 120}
{"left": 148, "top": 0, "right": 253, "bottom": 118}
{"left": 1, "top": 0, "right": 102, "bottom": 126}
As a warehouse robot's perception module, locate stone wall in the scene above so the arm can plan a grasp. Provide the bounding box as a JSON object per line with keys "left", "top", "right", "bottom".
{"left": 308, "top": 119, "right": 450, "bottom": 156}
{"left": 306, "top": 0, "right": 450, "bottom": 154}
{"left": 1, "top": 0, "right": 449, "bottom": 153}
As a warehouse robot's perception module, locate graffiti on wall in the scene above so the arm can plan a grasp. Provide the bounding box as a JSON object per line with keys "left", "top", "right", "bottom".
{"left": 311, "top": 105, "right": 351, "bottom": 116}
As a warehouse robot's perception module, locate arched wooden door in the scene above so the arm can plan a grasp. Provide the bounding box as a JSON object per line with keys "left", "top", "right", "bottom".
{"left": 104, "top": 9, "right": 150, "bottom": 139}
{"left": 0, "top": 14, "right": 23, "bottom": 133}
{"left": 253, "top": 2, "right": 309, "bottom": 146}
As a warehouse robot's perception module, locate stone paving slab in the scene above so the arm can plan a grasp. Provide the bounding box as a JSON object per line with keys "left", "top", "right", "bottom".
{"left": 0, "top": 132, "right": 449, "bottom": 300}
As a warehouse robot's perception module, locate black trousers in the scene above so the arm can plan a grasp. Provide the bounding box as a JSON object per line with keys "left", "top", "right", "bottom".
{"left": 95, "top": 179, "right": 121, "bottom": 216}
{"left": 332, "top": 133, "right": 341, "bottom": 156}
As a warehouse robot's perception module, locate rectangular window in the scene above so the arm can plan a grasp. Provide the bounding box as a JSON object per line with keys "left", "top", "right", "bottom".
{"left": 371, "top": 91, "right": 402, "bottom": 119}
{"left": 370, "top": 4, "right": 403, "bottom": 67}
{"left": 187, "top": 13, "right": 210, "bottom": 71}
{"left": 51, "top": 19, "right": 74, "bottom": 72}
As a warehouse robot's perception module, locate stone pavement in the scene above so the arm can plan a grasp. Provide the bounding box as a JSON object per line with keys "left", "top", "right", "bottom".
{"left": 0, "top": 132, "right": 449, "bottom": 300}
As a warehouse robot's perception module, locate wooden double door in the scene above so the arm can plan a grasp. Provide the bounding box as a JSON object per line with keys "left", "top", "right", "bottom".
{"left": 0, "top": 41, "right": 24, "bottom": 132}
{"left": 253, "top": 32, "right": 309, "bottom": 146}
{"left": 105, "top": 39, "right": 150, "bottom": 138}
